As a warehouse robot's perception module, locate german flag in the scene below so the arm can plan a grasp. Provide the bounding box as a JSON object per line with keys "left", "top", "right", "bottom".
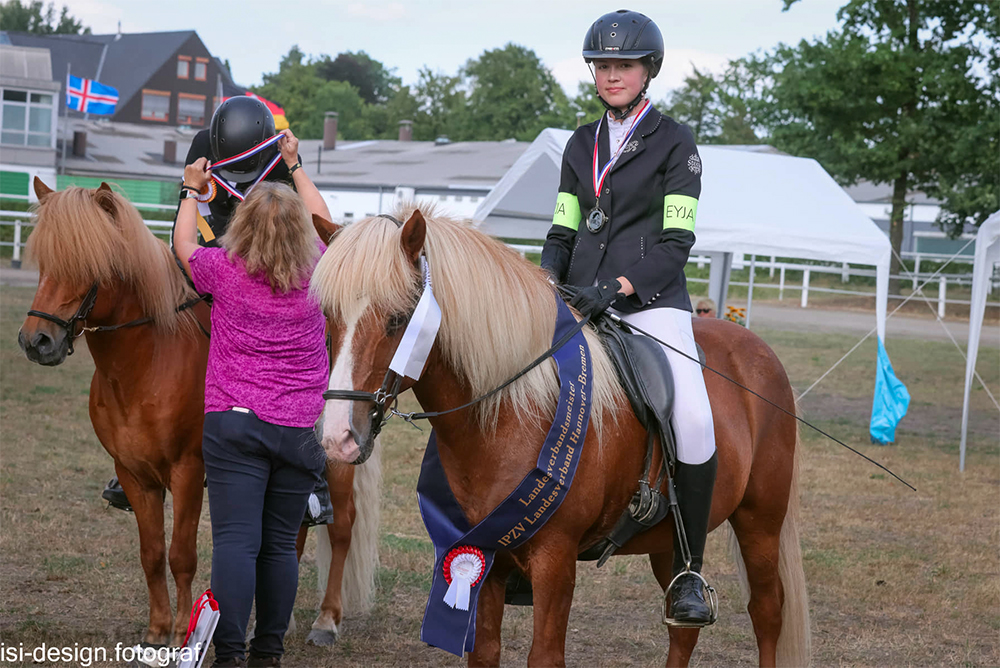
{"left": 243, "top": 92, "right": 288, "bottom": 130}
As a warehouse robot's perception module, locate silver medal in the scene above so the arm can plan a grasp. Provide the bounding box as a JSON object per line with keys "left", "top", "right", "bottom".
{"left": 587, "top": 207, "right": 607, "bottom": 233}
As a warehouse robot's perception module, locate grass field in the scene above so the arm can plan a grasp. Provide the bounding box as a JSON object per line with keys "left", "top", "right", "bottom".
{"left": 1, "top": 284, "right": 998, "bottom": 667}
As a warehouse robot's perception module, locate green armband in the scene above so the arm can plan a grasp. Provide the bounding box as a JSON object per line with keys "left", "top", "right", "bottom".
{"left": 552, "top": 192, "right": 581, "bottom": 231}
{"left": 663, "top": 194, "right": 698, "bottom": 231}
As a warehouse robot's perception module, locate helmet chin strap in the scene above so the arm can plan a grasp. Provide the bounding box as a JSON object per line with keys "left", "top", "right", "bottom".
{"left": 591, "top": 68, "right": 651, "bottom": 121}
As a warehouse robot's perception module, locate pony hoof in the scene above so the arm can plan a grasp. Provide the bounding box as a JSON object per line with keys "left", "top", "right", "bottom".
{"left": 306, "top": 628, "right": 338, "bottom": 646}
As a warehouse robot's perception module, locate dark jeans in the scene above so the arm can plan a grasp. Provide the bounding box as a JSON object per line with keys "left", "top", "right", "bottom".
{"left": 202, "top": 409, "right": 326, "bottom": 662}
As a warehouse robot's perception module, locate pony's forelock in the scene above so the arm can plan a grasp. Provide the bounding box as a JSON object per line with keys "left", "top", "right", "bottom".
{"left": 27, "top": 186, "right": 199, "bottom": 334}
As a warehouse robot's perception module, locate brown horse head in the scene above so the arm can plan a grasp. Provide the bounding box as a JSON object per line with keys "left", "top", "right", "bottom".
{"left": 310, "top": 206, "right": 622, "bottom": 464}
{"left": 19, "top": 178, "right": 198, "bottom": 366}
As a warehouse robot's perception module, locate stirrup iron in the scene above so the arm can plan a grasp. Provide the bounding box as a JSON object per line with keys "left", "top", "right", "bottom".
{"left": 661, "top": 569, "right": 719, "bottom": 628}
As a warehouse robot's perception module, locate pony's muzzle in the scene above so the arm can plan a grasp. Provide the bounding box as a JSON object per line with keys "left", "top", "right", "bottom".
{"left": 18, "top": 327, "right": 68, "bottom": 366}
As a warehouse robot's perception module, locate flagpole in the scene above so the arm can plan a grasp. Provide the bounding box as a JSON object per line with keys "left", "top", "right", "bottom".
{"left": 86, "top": 42, "right": 109, "bottom": 122}
{"left": 60, "top": 62, "right": 70, "bottom": 175}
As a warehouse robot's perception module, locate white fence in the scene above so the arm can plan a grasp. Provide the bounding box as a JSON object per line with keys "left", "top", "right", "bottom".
{"left": 5, "top": 219, "right": 999, "bottom": 316}
{"left": 508, "top": 246, "right": 1000, "bottom": 317}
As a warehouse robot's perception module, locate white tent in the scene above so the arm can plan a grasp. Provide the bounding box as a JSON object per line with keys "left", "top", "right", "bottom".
{"left": 475, "top": 128, "right": 910, "bottom": 442}
{"left": 959, "top": 211, "right": 1000, "bottom": 471}
{"left": 475, "top": 128, "right": 894, "bottom": 342}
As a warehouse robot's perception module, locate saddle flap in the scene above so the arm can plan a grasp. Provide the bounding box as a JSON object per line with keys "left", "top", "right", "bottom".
{"left": 595, "top": 315, "right": 674, "bottom": 431}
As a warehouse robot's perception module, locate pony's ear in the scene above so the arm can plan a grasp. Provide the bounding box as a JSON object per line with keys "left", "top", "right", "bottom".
{"left": 312, "top": 213, "right": 341, "bottom": 245}
{"left": 33, "top": 176, "right": 54, "bottom": 201}
{"left": 94, "top": 183, "right": 117, "bottom": 218}
{"left": 400, "top": 209, "right": 426, "bottom": 263}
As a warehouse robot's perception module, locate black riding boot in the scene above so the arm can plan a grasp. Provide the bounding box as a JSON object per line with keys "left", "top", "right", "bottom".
{"left": 668, "top": 451, "right": 717, "bottom": 625}
{"left": 102, "top": 476, "right": 133, "bottom": 512}
{"left": 302, "top": 474, "right": 335, "bottom": 527}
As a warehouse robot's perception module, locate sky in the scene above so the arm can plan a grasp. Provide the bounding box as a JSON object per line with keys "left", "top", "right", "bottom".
{"left": 64, "top": 0, "right": 849, "bottom": 100}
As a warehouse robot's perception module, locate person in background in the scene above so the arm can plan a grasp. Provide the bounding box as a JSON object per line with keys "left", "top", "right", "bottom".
{"left": 174, "top": 128, "right": 331, "bottom": 668}
{"left": 540, "top": 9, "right": 717, "bottom": 627}
{"left": 694, "top": 298, "right": 716, "bottom": 318}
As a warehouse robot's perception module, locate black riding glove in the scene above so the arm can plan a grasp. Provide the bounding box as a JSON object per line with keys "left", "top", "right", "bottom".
{"left": 570, "top": 278, "right": 623, "bottom": 318}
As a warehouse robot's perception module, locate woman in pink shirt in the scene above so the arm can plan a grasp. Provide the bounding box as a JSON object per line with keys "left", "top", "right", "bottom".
{"left": 175, "top": 130, "right": 331, "bottom": 668}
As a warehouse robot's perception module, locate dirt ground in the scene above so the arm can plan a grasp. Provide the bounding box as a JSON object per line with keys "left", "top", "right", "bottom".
{"left": 1, "top": 284, "right": 998, "bottom": 667}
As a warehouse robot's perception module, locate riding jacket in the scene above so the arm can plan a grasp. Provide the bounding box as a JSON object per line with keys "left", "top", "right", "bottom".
{"left": 540, "top": 106, "right": 701, "bottom": 314}
{"left": 179, "top": 129, "right": 296, "bottom": 246}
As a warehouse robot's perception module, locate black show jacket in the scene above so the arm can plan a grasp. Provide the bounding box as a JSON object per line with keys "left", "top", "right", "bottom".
{"left": 540, "top": 107, "right": 702, "bottom": 314}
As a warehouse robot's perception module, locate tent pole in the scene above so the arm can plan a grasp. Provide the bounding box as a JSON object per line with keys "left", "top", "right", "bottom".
{"left": 746, "top": 255, "right": 756, "bottom": 329}
{"left": 707, "top": 252, "right": 733, "bottom": 318}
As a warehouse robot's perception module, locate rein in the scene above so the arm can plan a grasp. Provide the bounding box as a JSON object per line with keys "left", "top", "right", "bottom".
{"left": 27, "top": 281, "right": 209, "bottom": 355}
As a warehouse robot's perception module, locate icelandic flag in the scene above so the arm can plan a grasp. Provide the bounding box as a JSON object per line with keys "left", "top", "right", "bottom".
{"left": 66, "top": 75, "right": 118, "bottom": 115}
{"left": 869, "top": 338, "right": 910, "bottom": 444}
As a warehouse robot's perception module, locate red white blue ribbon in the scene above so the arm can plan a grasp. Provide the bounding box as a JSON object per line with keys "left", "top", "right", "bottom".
{"left": 591, "top": 99, "right": 652, "bottom": 199}
{"left": 209, "top": 134, "right": 284, "bottom": 202}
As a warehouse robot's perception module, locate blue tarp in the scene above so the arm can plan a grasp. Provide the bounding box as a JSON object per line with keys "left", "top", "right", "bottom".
{"left": 870, "top": 338, "right": 910, "bottom": 444}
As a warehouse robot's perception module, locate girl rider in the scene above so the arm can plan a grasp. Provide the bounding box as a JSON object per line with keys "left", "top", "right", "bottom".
{"left": 540, "top": 9, "right": 718, "bottom": 627}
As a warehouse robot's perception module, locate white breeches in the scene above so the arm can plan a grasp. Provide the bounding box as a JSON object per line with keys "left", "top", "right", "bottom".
{"left": 612, "top": 306, "right": 717, "bottom": 465}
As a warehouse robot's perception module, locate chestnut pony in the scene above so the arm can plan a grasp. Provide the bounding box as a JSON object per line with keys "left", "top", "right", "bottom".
{"left": 312, "top": 208, "right": 810, "bottom": 668}
{"left": 17, "top": 179, "right": 379, "bottom": 647}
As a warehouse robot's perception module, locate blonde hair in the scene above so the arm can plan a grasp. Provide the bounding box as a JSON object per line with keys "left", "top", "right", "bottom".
{"left": 221, "top": 182, "right": 318, "bottom": 293}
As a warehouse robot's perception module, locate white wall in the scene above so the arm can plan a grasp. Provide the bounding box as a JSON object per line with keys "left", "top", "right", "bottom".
{"left": 318, "top": 186, "right": 487, "bottom": 224}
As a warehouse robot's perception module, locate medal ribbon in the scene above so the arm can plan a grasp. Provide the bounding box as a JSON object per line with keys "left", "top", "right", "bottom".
{"left": 591, "top": 99, "right": 652, "bottom": 199}
{"left": 209, "top": 134, "right": 284, "bottom": 202}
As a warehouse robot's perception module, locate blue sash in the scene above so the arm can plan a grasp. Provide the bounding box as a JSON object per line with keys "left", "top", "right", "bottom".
{"left": 417, "top": 295, "right": 593, "bottom": 656}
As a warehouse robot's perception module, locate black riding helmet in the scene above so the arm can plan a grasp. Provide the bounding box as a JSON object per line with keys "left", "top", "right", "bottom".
{"left": 583, "top": 9, "right": 664, "bottom": 119}
{"left": 209, "top": 96, "right": 277, "bottom": 184}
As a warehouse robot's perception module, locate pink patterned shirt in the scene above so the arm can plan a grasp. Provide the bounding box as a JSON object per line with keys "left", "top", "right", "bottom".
{"left": 188, "top": 243, "right": 327, "bottom": 428}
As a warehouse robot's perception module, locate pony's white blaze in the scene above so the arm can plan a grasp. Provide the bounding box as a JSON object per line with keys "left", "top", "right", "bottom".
{"left": 321, "top": 304, "right": 366, "bottom": 463}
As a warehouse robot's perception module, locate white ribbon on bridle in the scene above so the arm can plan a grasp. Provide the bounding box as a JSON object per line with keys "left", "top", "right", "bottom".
{"left": 389, "top": 256, "right": 441, "bottom": 380}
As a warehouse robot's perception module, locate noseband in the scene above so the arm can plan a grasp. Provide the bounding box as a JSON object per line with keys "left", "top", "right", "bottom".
{"left": 26, "top": 282, "right": 100, "bottom": 355}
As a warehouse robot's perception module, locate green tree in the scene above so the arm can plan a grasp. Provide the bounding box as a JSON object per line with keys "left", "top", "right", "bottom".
{"left": 316, "top": 51, "right": 401, "bottom": 105}
{"left": 253, "top": 46, "right": 368, "bottom": 139}
{"left": 0, "top": 0, "right": 89, "bottom": 33}
{"left": 410, "top": 67, "right": 467, "bottom": 141}
{"left": 461, "top": 43, "right": 573, "bottom": 141}
{"left": 663, "top": 66, "right": 719, "bottom": 142}
{"left": 757, "top": 0, "right": 998, "bottom": 292}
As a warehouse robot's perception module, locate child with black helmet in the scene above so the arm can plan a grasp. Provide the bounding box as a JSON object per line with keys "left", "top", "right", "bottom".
{"left": 540, "top": 8, "right": 718, "bottom": 628}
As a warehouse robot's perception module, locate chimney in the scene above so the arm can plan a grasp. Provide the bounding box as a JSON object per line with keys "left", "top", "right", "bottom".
{"left": 72, "top": 131, "right": 87, "bottom": 157}
{"left": 163, "top": 140, "right": 177, "bottom": 164}
{"left": 398, "top": 119, "right": 413, "bottom": 142}
{"left": 323, "top": 112, "right": 339, "bottom": 150}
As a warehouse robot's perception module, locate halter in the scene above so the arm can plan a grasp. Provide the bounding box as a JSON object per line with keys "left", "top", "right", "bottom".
{"left": 26, "top": 281, "right": 208, "bottom": 355}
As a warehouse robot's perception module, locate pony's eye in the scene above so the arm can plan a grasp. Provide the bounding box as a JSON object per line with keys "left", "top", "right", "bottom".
{"left": 385, "top": 312, "right": 409, "bottom": 335}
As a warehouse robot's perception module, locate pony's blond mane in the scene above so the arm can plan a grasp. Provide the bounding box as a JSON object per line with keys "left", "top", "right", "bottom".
{"left": 311, "top": 205, "right": 624, "bottom": 434}
{"left": 27, "top": 186, "right": 199, "bottom": 334}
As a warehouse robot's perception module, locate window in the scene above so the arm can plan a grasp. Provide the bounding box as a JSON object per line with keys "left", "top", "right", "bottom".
{"left": 1, "top": 88, "right": 55, "bottom": 147}
{"left": 177, "top": 56, "right": 191, "bottom": 79}
{"left": 141, "top": 89, "right": 170, "bottom": 122}
{"left": 194, "top": 58, "right": 209, "bottom": 81}
{"left": 177, "top": 93, "right": 206, "bottom": 126}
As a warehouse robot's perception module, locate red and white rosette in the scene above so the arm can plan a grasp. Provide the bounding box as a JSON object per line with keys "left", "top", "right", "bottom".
{"left": 442, "top": 546, "right": 485, "bottom": 611}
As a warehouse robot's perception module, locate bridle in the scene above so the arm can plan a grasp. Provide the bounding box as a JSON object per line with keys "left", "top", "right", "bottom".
{"left": 26, "top": 280, "right": 208, "bottom": 355}
{"left": 321, "top": 215, "right": 592, "bottom": 445}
